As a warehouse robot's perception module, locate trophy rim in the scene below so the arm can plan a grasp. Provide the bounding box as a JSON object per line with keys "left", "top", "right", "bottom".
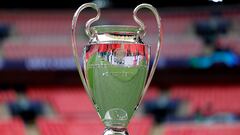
{"left": 90, "top": 25, "right": 144, "bottom": 34}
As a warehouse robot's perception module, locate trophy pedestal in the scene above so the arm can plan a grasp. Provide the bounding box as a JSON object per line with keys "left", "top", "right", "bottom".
{"left": 104, "top": 128, "right": 129, "bottom": 135}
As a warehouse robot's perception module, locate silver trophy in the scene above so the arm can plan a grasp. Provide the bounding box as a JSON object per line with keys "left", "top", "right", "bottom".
{"left": 71, "top": 3, "right": 162, "bottom": 135}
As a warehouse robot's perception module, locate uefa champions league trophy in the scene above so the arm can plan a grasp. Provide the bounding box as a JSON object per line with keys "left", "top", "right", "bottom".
{"left": 71, "top": 3, "right": 162, "bottom": 135}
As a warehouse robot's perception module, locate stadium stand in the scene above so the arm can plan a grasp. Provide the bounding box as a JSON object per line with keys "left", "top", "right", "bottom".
{"left": 164, "top": 123, "right": 240, "bottom": 135}
{"left": 171, "top": 86, "right": 240, "bottom": 115}
{"left": 0, "top": 118, "right": 26, "bottom": 135}
{"left": 0, "top": 5, "right": 240, "bottom": 135}
{"left": 37, "top": 116, "right": 153, "bottom": 135}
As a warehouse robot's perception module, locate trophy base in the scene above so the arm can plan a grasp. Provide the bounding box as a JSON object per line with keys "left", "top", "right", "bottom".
{"left": 103, "top": 128, "right": 129, "bottom": 135}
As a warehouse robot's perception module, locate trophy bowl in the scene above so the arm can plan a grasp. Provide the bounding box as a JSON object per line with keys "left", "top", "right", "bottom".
{"left": 71, "top": 3, "right": 162, "bottom": 135}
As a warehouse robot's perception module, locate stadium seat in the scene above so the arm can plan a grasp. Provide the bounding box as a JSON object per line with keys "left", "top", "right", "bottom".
{"left": 164, "top": 123, "right": 240, "bottom": 135}
{"left": 50, "top": 90, "right": 96, "bottom": 117}
{"left": 171, "top": 86, "right": 240, "bottom": 114}
{"left": 37, "top": 116, "right": 153, "bottom": 135}
{"left": 27, "top": 87, "right": 96, "bottom": 118}
{"left": 28, "top": 87, "right": 159, "bottom": 118}
{"left": 143, "top": 87, "right": 160, "bottom": 101}
{"left": 0, "top": 118, "right": 25, "bottom": 135}
{"left": 0, "top": 90, "right": 16, "bottom": 103}
{"left": 1, "top": 10, "right": 208, "bottom": 60}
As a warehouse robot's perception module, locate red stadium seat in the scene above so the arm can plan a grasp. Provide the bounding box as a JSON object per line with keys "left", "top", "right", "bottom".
{"left": 164, "top": 123, "right": 240, "bottom": 135}
{"left": 0, "top": 118, "right": 26, "bottom": 135}
{"left": 27, "top": 87, "right": 96, "bottom": 118}
{"left": 129, "top": 117, "right": 153, "bottom": 135}
{"left": 143, "top": 87, "right": 160, "bottom": 101}
{"left": 27, "top": 88, "right": 54, "bottom": 102}
{"left": 171, "top": 86, "right": 240, "bottom": 114}
{"left": 2, "top": 43, "right": 74, "bottom": 59}
{"left": 37, "top": 117, "right": 153, "bottom": 135}
{"left": 0, "top": 90, "right": 16, "bottom": 103}
{"left": 1, "top": 10, "right": 208, "bottom": 60}
{"left": 50, "top": 90, "right": 96, "bottom": 117}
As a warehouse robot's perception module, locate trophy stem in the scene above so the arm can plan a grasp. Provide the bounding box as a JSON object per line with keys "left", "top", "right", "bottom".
{"left": 103, "top": 128, "right": 129, "bottom": 135}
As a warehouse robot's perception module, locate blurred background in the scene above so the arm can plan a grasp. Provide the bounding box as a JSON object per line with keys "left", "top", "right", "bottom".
{"left": 1, "top": 0, "right": 240, "bottom": 134}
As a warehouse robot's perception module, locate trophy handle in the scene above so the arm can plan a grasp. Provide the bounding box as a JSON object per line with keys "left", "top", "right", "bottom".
{"left": 133, "top": 4, "right": 162, "bottom": 97}
{"left": 71, "top": 3, "right": 100, "bottom": 94}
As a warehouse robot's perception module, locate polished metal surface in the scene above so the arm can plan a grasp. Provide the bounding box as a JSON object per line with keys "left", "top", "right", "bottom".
{"left": 71, "top": 3, "right": 162, "bottom": 134}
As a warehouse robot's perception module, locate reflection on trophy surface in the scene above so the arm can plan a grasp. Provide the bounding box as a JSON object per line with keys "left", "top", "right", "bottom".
{"left": 85, "top": 42, "right": 149, "bottom": 128}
